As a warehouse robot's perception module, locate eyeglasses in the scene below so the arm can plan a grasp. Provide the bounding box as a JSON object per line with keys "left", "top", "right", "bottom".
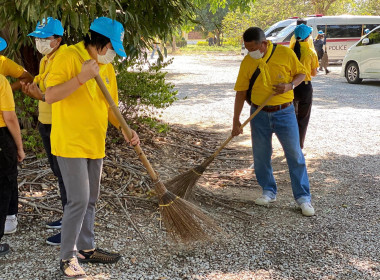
{"left": 35, "top": 38, "right": 55, "bottom": 43}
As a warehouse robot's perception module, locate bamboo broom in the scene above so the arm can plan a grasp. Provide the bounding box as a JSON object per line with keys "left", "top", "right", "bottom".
{"left": 166, "top": 93, "right": 275, "bottom": 199}
{"left": 95, "top": 75, "right": 220, "bottom": 242}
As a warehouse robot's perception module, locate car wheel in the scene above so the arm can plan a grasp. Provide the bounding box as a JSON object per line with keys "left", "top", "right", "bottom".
{"left": 345, "top": 62, "right": 363, "bottom": 84}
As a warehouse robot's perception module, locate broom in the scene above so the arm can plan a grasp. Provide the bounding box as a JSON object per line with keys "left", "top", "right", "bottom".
{"left": 95, "top": 75, "right": 219, "bottom": 242}
{"left": 321, "top": 25, "right": 329, "bottom": 69}
{"left": 166, "top": 93, "right": 275, "bottom": 199}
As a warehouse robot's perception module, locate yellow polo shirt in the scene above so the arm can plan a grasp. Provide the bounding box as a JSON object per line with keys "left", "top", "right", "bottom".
{"left": 296, "top": 42, "right": 319, "bottom": 81}
{"left": 46, "top": 41, "right": 119, "bottom": 159}
{"left": 0, "top": 55, "right": 24, "bottom": 78}
{"left": 0, "top": 74, "right": 14, "bottom": 127}
{"left": 34, "top": 44, "right": 67, "bottom": 124}
{"left": 235, "top": 41, "right": 306, "bottom": 106}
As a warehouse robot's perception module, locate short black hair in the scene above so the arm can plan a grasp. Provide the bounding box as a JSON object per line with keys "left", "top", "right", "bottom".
{"left": 297, "top": 18, "right": 307, "bottom": 25}
{"left": 84, "top": 30, "right": 110, "bottom": 51}
{"left": 243, "top": 27, "right": 265, "bottom": 43}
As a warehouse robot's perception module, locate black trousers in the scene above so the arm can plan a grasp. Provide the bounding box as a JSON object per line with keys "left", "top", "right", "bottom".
{"left": 0, "top": 127, "right": 18, "bottom": 241}
{"left": 293, "top": 81, "right": 313, "bottom": 149}
{"left": 38, "top": 122, "right": 67, "bottom": 210}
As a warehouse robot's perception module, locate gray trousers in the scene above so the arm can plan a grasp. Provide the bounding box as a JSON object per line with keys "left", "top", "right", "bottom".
{"left": 57, "top": 157, "right": 103, "bottom": 260}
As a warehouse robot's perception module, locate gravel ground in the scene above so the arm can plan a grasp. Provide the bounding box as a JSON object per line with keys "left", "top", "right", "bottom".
{"left": 1, "top": 53, "right": 379, "bottom": 280}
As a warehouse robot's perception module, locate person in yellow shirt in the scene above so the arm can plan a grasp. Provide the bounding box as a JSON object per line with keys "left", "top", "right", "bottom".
{"left": 21, "top": 17, "right": 67, "bottom": 247}
{"left": 0, "top": 37, "right": 33, "bottom": 91}
{"left": 232, "top": 27, "right": 315, "bottom": 217}
{"left": 291, "top": 24, "right": 319, "bottom": 149}
{"left": 44, "top": 17, "right": 140, "bottom": 279}
{"left": 0, "top": 74, "right": 25, "bottom": 256}
{"left": 0, "top": 36, "right": 32, "bottom": 236}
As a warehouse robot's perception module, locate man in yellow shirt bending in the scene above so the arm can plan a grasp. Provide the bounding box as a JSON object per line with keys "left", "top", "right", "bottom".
{"left": 232, "top": 27, "right": 315, "bottom": 217}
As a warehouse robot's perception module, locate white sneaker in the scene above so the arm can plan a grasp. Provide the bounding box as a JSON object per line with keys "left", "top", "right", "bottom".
{"left": 255, "top": 195, "right": 276, "bottom": 206}
{"left": 300, "top": 202, "right": 315, "bottom": 216}
{"left": 4, "top": 215, "right": 17, "bottom": 234}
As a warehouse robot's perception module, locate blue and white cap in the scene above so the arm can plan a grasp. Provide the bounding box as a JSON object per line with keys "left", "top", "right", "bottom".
{"left": 0, "top": 37, "right": 7, "bottom": 51}
{"left": 28, "top": 17, "right": 64, "bottom": 38}
{"left": 295, "top": 24, "right": 313, "bottom": 40}
{"left": 90, "top": 17, "right": 127, "bottom": 57}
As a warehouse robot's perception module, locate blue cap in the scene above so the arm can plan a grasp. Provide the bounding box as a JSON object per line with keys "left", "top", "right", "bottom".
{"left": 295, "top": 24, "right": 313, "bottom": 40}
{"left": 90, "top": 17, "right": 127, "bottom": 57}
{"left": 318, "top": 30, "right": 324, "bottom": 35}
{"left": 364, "top": 28, "right": 370, "bottom": 34}
{"left": 0, "top": 37, "right": 7, "bottom": 51}
{"left": 28, "top": 17, "right": 64, "bottom": 38}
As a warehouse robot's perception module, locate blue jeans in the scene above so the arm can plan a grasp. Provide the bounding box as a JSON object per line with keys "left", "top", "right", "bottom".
{"left": 250, "top": 104, "right": 311, "bottom": 204}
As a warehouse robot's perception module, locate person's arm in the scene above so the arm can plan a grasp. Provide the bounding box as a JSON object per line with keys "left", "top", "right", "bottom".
{"left": 273, "top": 73, "right": 306, "bottom": 94}
{"left": 11, "top": 70, "right": 34, "bottom": 91}
{"left": 231, "top": 91, "right": 246, "bottom": 136}
{"left": 45, "top": 59, "right": 99, "bottom": 104}
{"left": 2, "top": 111, "right": 25, "bottom": 162}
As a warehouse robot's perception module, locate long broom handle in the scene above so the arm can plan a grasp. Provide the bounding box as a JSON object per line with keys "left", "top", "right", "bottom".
{"left": 210, "top": 93, "right": 275, "bottom": 159}
{"left": 95, "top": 75, "right": 159, "bottom": 182}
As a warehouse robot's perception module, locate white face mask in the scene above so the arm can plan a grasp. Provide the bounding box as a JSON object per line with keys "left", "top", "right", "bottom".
{"left": 36, "top": 38, "right": 55, "bottom": 55}
{"left": 249, "top": 49, "right": 264, "bottom": 60}
{"left": 97, "top": 48, "right": 116, "bottom": 64}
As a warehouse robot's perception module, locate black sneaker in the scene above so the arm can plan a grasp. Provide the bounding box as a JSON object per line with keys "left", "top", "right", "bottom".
{"left": 0, "top": 243, "right": 10, "bottom": 256}
{"left": 78, "top": 248, "right": 121, "bottom": 264}
{"left": 46, "top": 218, "right": 62, "bottom": 229}
{"left": 60, "top": 257, "right": 86, "bottom": 279}
{"left": 46, "top": 232, "right": 61, "bottom": 246}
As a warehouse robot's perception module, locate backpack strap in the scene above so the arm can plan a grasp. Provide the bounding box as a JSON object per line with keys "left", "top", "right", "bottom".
{"left": 246, "top": 43, "right": 277, "bottom": 105}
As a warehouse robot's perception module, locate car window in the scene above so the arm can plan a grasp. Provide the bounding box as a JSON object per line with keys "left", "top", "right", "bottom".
{"left": 318, "top": 25, "right": 362, "bottom": 38}
{"left": 357, "top": 28, "right": 380, "bottom": 46}
{"left": 266, "top": 27, "right": 285, "bottom": 37}
{"left": 276, "top": 24, "right": 296, "bottom": 39}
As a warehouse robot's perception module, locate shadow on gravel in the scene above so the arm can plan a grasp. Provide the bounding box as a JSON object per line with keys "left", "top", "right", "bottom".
{"left": 173, "top": 82, "right": 235, "bottom": 101}
{"left": 313, "top": 78, "right": 380, "bottom": 110}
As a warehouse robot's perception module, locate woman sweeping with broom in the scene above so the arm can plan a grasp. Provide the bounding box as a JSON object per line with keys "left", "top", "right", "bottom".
{"left": 43, "top": 17, "right": 139, "bottom": 278}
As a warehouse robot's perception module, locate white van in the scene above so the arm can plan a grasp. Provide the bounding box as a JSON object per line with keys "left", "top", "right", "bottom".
{"left": 241, "top": 17, "right": 298, "bottom": 55}
{"left": 270, "top": 15, "right": 380, "bottom": 61}
{"left": 340, "top": 25, "right": 380, "bottom": 83}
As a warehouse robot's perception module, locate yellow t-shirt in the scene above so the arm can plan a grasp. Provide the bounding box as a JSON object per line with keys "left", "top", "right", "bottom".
{"left": 234, "top": 42, "right": 306, "bottom": 106}
{"left": 46, "top": 41, "right": 119, "bottom": 159}
{"left": 0, "top": 74, "right": 15, "bottom": 127}
{"left": 34, "top": 44, "right": 68, "bottom": 124}
{"left": 0, "top": 55, "right": 24, "bottom": 78}
{"left": 294, "top": 42, "right": 319, "bottom": 81}
{"left": 289, "top": 35, "right": 315, "bottom": 50}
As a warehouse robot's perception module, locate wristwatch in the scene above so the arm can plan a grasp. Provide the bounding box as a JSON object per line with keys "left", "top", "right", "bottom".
{"left": 42, "top": 94, "right": 46, "bottom": 102}
{"left": 290, "top": 81, "right": 295, "bottom": 90}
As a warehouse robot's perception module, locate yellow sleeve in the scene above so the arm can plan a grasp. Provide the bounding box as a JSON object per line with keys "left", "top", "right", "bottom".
{"left": 0, "top": 56, "right": 24, "bottom": 78}
{"left": 311, "top": 50, "right": 319, "bottom": 69}
{"left": 0, "top": 75, "right": 14, "bottom": 111}
{"left": 234, "top": 58, "right": 252, "bottom": 91}
{"left": 46, "top": 51, "right": 76, "bottom": 88}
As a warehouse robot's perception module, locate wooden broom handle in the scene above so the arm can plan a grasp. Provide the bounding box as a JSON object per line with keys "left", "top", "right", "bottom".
{"left": 95, "top": 75, "right": 159, "bottom": 181}
{"left": 211, "top": 93, "right": 275, "bottom": 158}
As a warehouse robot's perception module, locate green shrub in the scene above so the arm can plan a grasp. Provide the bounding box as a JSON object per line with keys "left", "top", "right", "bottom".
{"left": 115, "top": 58, "right": 178, "bottom": 120}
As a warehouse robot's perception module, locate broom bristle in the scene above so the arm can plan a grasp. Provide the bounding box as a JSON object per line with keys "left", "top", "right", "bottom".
{"left": 166, "top": 164, "right": 206, "bottom": 199}
{"left": 159, "top": 189, "right": 221, "bottom": 242}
